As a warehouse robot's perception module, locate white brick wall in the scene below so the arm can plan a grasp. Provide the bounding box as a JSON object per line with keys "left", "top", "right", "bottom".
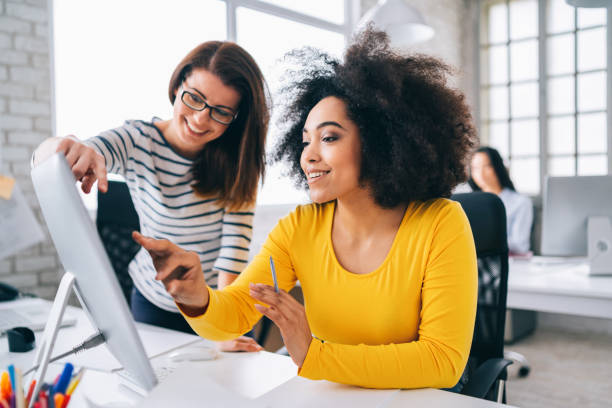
{"left": 8, "top": 130, "right": 48, "bottom": 145}
{"left": 0, "top": 259, "right": 12, "bottom": 275}
{"left": 1, "top": 0, "right": 58, "bottom": 299}
{"left": 0, "top": 82, "right": 34, "bottom": 98}
{"left": 0, "top": 15, "right": 31, "bottom": 33}
{"left": 5, "top": 2, "right": 47, "bottom": 23}
{"left": 9, "top": 99, "right": 49, "bottom": 115}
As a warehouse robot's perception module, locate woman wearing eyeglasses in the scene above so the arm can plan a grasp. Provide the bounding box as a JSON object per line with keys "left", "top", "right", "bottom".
{"left": 134, "top": 28, "right": 479, "bottom": 389}
{"left": 32, "top": 41, "right": 268, "bottom": 352}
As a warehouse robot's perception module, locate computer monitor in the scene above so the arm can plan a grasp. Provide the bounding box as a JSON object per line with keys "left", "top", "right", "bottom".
{"left": 541, "top": 175, "right": 612, "bottom": 274}
{"left": 31, "top": 152, "right": 157, "bottom": 391}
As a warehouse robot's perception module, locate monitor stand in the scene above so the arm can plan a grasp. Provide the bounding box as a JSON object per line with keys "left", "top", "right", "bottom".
{"left": 588, "top": 216, "right": 612, "bottom": 275}
{"left": 26, "top": 272, "right": 95, "bottom": 408}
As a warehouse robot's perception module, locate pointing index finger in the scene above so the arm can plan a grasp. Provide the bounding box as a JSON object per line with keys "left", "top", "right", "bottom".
{"left": 132, "top": 231, "right": 171, "bottom": 256}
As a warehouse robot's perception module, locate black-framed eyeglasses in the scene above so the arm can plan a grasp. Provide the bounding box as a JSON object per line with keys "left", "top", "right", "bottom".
{"left": 180, "top": 88, "right": 238, "bottom": 125}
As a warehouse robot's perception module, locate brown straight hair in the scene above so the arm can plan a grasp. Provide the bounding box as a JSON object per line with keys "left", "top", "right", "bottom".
{"left": 168, "top": 41, "right": 269, "bottom": 211}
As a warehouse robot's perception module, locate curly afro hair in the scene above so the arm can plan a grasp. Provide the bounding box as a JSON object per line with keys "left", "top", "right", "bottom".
{"left": 273, "top": 27, "right": 477, "bottom": 208}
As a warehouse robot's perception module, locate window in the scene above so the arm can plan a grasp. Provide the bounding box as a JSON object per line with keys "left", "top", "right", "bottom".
{"left": 479, "top": 0, "right": 608, "bottom": 194}
{"left": 232, "top": 2, "right": 349, "bottom": 204}
{"left": 52, "top": 0, "right": 356, "bottom": 207}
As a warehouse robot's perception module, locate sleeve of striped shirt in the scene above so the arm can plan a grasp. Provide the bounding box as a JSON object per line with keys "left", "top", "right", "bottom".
{"left": 85, "top": 123, "right": 136, "bottom": 176}
{"left": 212, "top": 205, "right": 255, "bottom": 275}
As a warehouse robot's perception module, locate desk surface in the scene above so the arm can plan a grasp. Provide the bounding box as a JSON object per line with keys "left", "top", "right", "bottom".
{"left": 507, "top": 258, "right": 612, "bottom": 319}
{"left": 1, "top": 302, "right": 513, "bottom": 407}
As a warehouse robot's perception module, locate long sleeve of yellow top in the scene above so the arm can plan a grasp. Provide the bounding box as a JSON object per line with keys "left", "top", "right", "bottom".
{"left": 180, "top": 199, "right": 478, "bottom": 389}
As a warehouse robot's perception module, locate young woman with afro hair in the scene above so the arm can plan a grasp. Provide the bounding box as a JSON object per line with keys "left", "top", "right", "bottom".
{"left": 134, "top": 27, "right": 479, "bottom": 390}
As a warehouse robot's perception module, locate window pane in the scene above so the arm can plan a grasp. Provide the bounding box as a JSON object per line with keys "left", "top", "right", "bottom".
{"left": 510, "top": 157, "right": 540, "bottom": 194}
{"left": 511, "top": 82, "right": 539, "bottom": 117}
{"left": 577, "top": 27, "right": 606, "bottom": 72}
{"left": 259, "top": 0, "right": 344, "bottom": 24}
{"left": 547, "top": 0, "right": 574, "bottom": 34}
{"left": 509, "top": 0, "right": 538, "bottom": 40}
{"left": 490, "top": 122, "right": 509, "bottom": 158}
{"left": 511, "top": 119, "right": 539, "bottom": 155}
{"left": 577, "top": 7, "right": 606, "bottom": 29}
{"left": 547, "top": 33, "right": 574, "bottom": 76}
{"left": 486, "top": 2, "right": 508, "bottom": 44}
{"left": 547, "top": 76, "right": 574, "bottom": 115}
{"left": 548, "top": 156, "right": 575, "bottom": 176}
{"left": 489, "top": 45, "right": 509, "bottom": 84}
{"left": 577, "top": 71, "right": 607, "bottom": 112}
{"left": 489, "top": 86, "right": 509, "bottom": 120}
{"left": 578, "top": 155, "right": 607, "bottom": 175}
{"left": 54, "top": 0, "right": 227, "bottom": 139}
{"left": 510, "top": 40, "right": 538, "bottom": 81}
{"left": 578, "top": 112, "right": 607, "bottom": 154}
{"left": 479, "top": 122, "right": 490, "bottom": 144}
{"left": 236, "top": 7, "right": 345, "bottom": 204}
{"left": 548, "top": 116, "right": 575, "bottom": 155}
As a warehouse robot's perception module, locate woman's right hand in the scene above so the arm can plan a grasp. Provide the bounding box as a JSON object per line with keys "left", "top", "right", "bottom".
{"left": 34, "top": 136, "right": 108, "bottom": 194}
{"left": 56, "top": 136, "right": 108, "bottom": 193}
{"left": 132, "top": 231, "right": 210, "bottom": 317}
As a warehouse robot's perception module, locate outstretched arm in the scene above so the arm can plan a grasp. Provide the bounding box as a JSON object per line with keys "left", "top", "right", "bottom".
{"left": 132, "top": 231, "right": 210, "bottom": 316}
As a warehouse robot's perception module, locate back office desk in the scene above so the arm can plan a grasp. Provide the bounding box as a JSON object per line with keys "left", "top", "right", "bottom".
{"left": 1, "top": 301, "right": 514, "bottom": 407}
{"left": 507, "top": 259, "right": 612, "bottom": 319}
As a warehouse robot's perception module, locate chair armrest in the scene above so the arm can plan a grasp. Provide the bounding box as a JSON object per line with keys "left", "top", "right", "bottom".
{"left": 462, "top": 358, "right": 513, "bottom": 399}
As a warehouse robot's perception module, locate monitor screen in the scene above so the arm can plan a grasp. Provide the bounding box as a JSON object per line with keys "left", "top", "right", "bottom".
{"left": 31, "top": 152, "right": 157, "bottom": 392}
{"left": 541, "top": 175, "right": 612, "bottom": 257}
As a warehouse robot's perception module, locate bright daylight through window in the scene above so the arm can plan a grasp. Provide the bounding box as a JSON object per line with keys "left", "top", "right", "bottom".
{"left": 479, "top": 0, "right": 608, "bottom": 195}
{"left": 53, "top": 0, "right": 351, "bottom": 206}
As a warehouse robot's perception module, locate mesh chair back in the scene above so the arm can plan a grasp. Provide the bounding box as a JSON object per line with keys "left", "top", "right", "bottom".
{"left": 96, "top": 180, "right": 140, "bottom": 304}
{"left": 451, "top": 192, "right": 509, "bottom": 364}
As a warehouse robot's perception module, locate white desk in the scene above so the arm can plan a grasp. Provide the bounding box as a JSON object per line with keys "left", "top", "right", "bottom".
{"left": 507, "top": 259, "right": 612, "bottom": 319}
{"left": 1, "top": 304, "right": 514, "bottom": 407}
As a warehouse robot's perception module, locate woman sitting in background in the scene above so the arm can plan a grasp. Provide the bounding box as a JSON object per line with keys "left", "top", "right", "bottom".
{"left": 469, "top": 146, "right": 533, "bottom": 255}
{"left": 134, "top": 27, "right": 478, "bottom": 389}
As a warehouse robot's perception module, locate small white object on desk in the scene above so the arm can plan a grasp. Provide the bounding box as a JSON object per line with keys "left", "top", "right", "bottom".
{"left": 166, "top": 345, "right": 218, "bottom": 362}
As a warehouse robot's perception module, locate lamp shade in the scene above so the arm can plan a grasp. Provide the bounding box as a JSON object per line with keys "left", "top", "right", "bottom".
{"left": 357, "top": 0, "right": 434, "bottom": 46}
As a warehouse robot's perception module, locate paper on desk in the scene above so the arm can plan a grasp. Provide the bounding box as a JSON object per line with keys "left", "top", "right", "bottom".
{"left": 137, "top": 365, "right": 268, "bottom": 408}
{"left": 257, "top": 376, "right": 399, "bottom": 408}
{"left": 0, "top": 182, "right": 44, "bottom": 260}
{"left": 54, "top": 316, "right": 201, "bottom": 371}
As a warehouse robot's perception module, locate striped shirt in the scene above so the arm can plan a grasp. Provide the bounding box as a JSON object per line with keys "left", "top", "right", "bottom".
{"left": 87, "top": 118, "right": 254, "bottom": 312}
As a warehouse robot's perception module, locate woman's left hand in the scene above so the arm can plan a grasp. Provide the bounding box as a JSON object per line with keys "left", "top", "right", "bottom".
{"left": 216, "top": 336, "right": 263, "bottom": 352}
{"left": 249, "top": 283, "right": 312, "bottom": 367}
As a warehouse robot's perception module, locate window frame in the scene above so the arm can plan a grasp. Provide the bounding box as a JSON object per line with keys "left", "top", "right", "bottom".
{"left": 476, "top": 0, "right": 612, "bottom": 195}
{"left": 48, "top": 0, "right": 360, "bottom": 206}
{"left": 224, "top": 0, "right": 359, "bottom": 41}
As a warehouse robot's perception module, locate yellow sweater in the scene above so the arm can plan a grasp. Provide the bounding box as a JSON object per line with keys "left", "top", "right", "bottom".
{"left": 182, "top": 199, "right": 478, "bottom": 389}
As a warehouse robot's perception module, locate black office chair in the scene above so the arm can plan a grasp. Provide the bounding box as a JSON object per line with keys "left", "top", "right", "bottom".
{"left": 452, "top": 192, "right": 513, "bottom": 403}
{"left": 96, "top": 180, "right": 140, "bottom": 305}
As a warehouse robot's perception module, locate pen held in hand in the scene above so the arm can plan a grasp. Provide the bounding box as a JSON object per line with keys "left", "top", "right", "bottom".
{"left": 269, "top": 256, "right": 279, "bottom": 293}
